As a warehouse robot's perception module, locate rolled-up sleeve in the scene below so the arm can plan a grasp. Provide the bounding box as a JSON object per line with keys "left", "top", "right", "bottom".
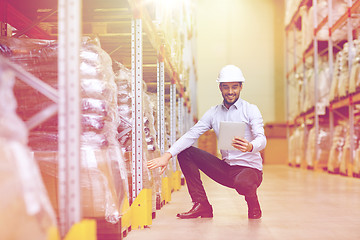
{"left": 249, "top": 105, "right": 267, "bottom": 153}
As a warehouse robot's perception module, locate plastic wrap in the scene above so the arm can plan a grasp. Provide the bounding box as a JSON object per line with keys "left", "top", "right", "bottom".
{"left": 0, "top": 37, "right": 128, "bottom": 223}
{"left": 0, "top": 65, "right": 57, "bottom": 240}
{"left": 306, "top": 126, "right": 331, "bottom": 169}
{"left": 114, "top": 62, "right": 160, "bottom": 212}
{"left": 303, "top": 64, "right": 314, "bottom": 112}
{"left": 329, "top": 50, "right": 343, "bottom": 101}
{"left": 305, "top": 1, "right": 348, "bottom": 50}
{"left": 114, "top": 62, "right": 132, "bottom": 152}
{"left": 288, "top": 72, "right": 302, "bottom": 120}
{"left": 288, "top": 125, "right": 305, "bottom": 166}
{"left": 339, "top": 124, "right": 360, "bottom": 175}
{"left": 288, "top": 130, "right": 296, "bottom": 165}
{"left": 328, "top": 122, "right": 347, "bottom": 173}
{"left": 304, "top": 58, "right": 331, "bottom": 113}
{"left": 317, "top": 59, "right": 331, "bottom": 112}
{"left": 296, "top": 125, "right": 305, "bottom": 166}
{"left": 349, "top": 39, "right": 360, "bottom": 93}
{"left": 354, "top": 143, "right": 360, "bottom": 177}
{"left": 34, "top": 147, "right": 128, "bottom": 223}
{"left": 337, "top": 43, "right": 351, "bottom": 98}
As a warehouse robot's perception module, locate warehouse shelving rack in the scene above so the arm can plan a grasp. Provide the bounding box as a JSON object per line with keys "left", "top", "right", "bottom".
{"left": 0, "top": 0, "right": 197, "bottom": 239}
{"left": 285, "top": 0, "right": 360, "bottom": 176}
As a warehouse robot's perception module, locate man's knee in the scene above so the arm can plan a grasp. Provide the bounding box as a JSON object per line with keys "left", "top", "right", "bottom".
{"left": 235, "top": 180, "right": 257, "bottom": 196}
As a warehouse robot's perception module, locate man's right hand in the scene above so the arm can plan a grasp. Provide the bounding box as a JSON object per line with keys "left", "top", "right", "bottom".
{"left": 147, "top": 152, "right": 172, "bottom": 175}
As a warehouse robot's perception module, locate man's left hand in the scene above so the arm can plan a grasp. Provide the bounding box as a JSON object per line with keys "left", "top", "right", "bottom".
{"left": 232, "top": 137, "right": 253, "bottom": 152}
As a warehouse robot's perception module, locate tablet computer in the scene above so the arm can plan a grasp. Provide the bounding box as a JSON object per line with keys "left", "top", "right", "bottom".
{"left": 218, "top": 121, "right": 246, "bottom": 150}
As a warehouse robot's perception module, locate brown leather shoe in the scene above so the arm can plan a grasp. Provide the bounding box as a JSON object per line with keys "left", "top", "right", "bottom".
{"left": 176, "top": 202, "right": 213, "bottom": 219}
{"left": 248, "top": 207, "right": 262, "bottom": 219}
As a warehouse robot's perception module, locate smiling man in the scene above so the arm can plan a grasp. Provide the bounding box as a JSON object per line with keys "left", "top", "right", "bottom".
{"left": 147, "top": 65, "right": 266, "bottom": 219}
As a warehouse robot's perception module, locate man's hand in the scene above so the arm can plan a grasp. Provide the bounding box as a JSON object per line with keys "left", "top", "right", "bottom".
{"left": 147, "top": 152, "right": 172, "bottom": 174}
{"left": 232, "top": 137, "right": 253, "bottom": 152}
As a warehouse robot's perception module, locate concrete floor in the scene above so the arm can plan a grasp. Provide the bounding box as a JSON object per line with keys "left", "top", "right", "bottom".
{"left": 125, "top": 165, "right": 360, "bottom": 240}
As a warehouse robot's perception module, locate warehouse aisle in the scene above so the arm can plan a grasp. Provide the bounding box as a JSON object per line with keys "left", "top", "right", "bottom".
{"left": 125, "top": 165, "right": 360, "bottom": 240}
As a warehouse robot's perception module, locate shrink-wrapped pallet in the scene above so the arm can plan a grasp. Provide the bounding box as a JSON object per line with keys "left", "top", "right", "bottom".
{"left": 317, "top": 60, "right": 331, "bottom": 112}
{"left": 349, "top": 39, "right": 360, "bottom": 93}
{"left": 306, "top": 126, "right": 331, "bottom": 169}
{"left": 305, "top": 0, "right": 348, "bottom": 49}
{"left": 288, "top": 130, "right": 296, "bottom": 166}
{"left": 303, "top": 65, "right": 314, "bottom": 112}
{"left": 0, "top": 65, "right": 57, "bottom": 240}
{"left": 329, "top": 50, "right": 343, "bottom": 101}
{"left": 339, "top": 124, "right": 360, "bottom": 176}
{"left": 288, "top": 126, "right": 305, "bottom": 166}
{"left": 114, "top": 62, "right": 160, "bottom": 210}
{"left": 328, "top": 123, "right": 346, "bottom": 173}
{"left": 338, "top": 44, "right": 351, "bottom": 98}
{"left": 303, "top": 58, "right": 330, "bottom": 114}
{"left": 0, "top": 37, "right": 128, "bottom": 223}
{"left": 354, "top": 145, "right": 360, "bottom": 177}
{"left": 296, "top": 125, "right": 306, "bottom": 166}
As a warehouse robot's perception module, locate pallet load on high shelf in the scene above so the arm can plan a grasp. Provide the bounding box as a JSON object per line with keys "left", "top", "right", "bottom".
{"left": 0, "top": 37, "right": 129, "bottom": 238}
{"left": 0, "top": 63, "right": 58, "bottom": 240}
{"left": 286, "top": 0, "right": 353, "bottom": 54}
{"left": 330, "top": 39, "right": 360, "bottom": 101}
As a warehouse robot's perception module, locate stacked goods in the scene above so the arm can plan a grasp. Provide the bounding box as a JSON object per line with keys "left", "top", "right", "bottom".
{"left": 329, "top": 49, "right": 344, "bottom": 101}
{"left": 303, "top": 61, "right": 314, "bottom": 112}
{"left": 328, "top": 122, "right": 347, "bottom": 173}
{"left": 0, "top": 37, "right": 127, "bottom": 223}
{"left": 301, "top": 0, "right": 348, "bottom": 53}
{"left": 288, "top": 129, "right": 296, "bottom": 166}
{"left": 303, "top": 58, "right": 330, "bottom": 114}
{"left": 317, "top": 59, "right": 331, "bottom": 113}
{"left": 296, "top": 126, "right": 305, "bottom": 166}
{"left": 288, "top": 72, "right": 303, "bottom": 120}
{"left": 337, "top": 43, "right": 351, "bottom": 98}
{"left": 349, "top": 39, "right": 360, "bottom": 93}
{"left": 143, "top": 91, "right": 161, "bottom": 211}
{"left": 354, "top": 140, "right": 360, "bottom": 178}
{"left": 114, "top": 62, "right": 160, "bottom": 209}
{"left": 115, "top": 62, "right": 132, "bottom": 153}
{"left": 306, "top": 126, "right": 331, "bottom": 170}
{"left": 331, "top": 40, "right": 360, "bottom": 101}
{"left": 339, "top": 124, "right": 360, "bottom": 176}
{"left": 0, "top": 65, "right": 57, "bottom": 240}
{"left": 288, "top": 125, "right": 305, "bottom": 166}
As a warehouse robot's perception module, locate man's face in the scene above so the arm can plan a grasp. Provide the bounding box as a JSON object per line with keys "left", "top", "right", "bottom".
{"left": 219, "top": 82, "right": 242, "bottom": 108}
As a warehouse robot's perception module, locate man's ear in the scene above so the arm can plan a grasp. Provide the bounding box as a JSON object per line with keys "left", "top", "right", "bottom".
{"left": 219, "top": 83, "right": 222, "bottom": 91}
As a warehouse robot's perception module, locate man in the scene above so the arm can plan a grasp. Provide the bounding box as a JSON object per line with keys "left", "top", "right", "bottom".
{"left": 147, "top": 65, "right": 266, "bottom": 219}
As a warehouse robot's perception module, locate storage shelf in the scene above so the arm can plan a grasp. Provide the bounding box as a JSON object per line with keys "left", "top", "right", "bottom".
{"left": 1, "top": 0, "right": 197, "bottom": 237}
{"left": 285, "top": 0, "right": 360, "bottom": 176}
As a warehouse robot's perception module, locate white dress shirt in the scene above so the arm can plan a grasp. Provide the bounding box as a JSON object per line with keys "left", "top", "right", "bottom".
{"left": 167, "top": 97, "right": 266, "bottom": 171}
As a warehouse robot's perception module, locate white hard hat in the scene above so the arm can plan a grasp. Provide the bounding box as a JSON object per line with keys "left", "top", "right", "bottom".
{"left": 216, "top": 65, "right": 245, "bottom": 83}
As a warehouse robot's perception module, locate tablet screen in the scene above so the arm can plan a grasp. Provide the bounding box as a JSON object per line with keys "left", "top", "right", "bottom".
{"left": 218, "top": 121, "right": 246, "bottom": 150}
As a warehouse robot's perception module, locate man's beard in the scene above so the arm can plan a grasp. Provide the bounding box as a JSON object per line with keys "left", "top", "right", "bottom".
{"left": 223, "top": 94, "right": 239, "bottom": 106}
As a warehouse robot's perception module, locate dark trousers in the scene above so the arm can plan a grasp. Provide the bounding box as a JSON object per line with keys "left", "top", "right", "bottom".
{"left": 178, "top": 146, "right": 263, "bottom": 208}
